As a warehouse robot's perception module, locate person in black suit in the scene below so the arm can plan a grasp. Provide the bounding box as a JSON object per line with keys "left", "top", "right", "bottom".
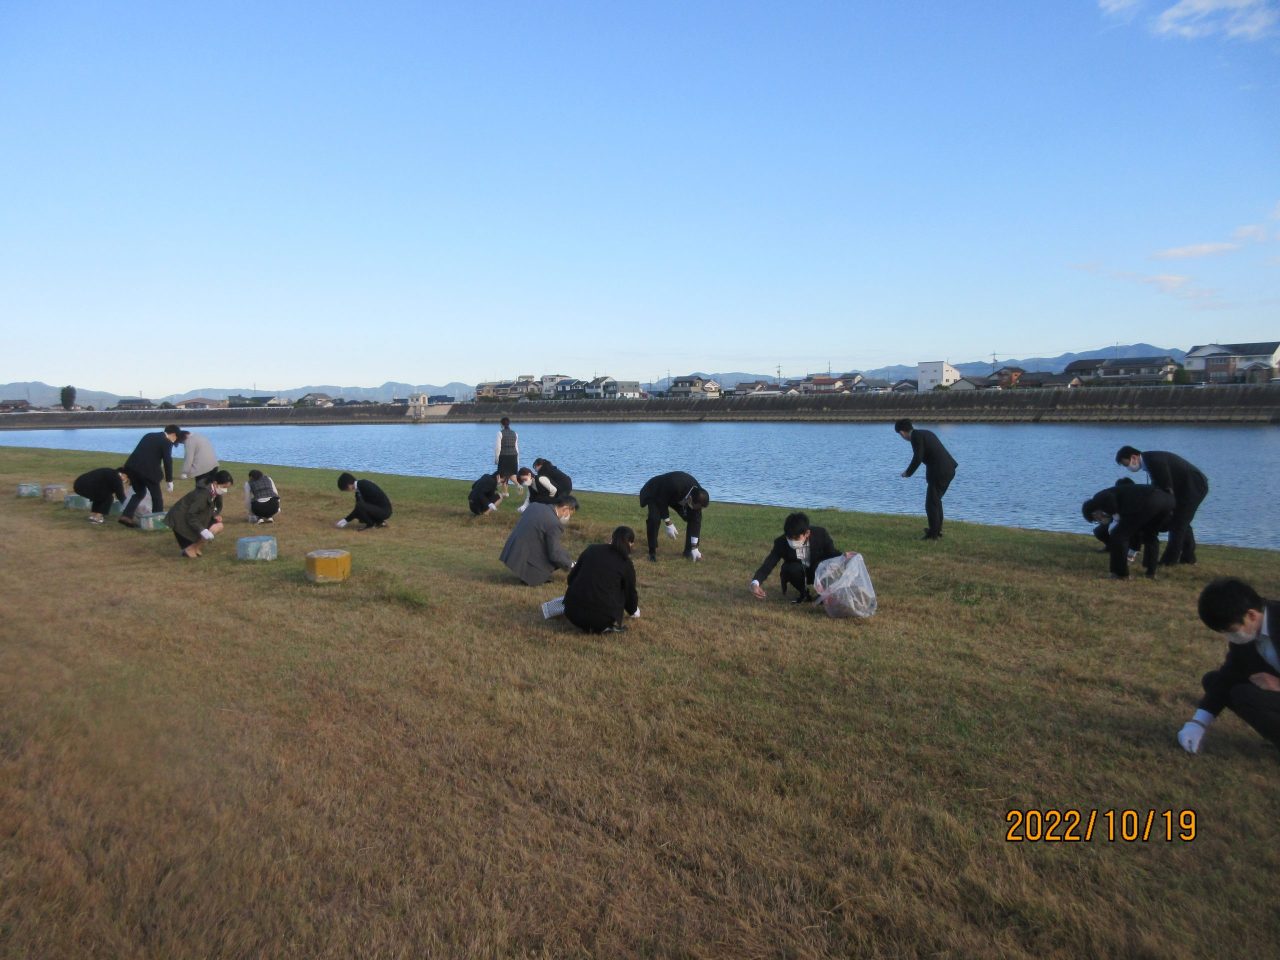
{"left": 1082, "top": 481, "right": 1174, "bottom": 579}
{"left": 469, "top": 472, "right": 502, "bottom": 516}
{"left": 1177, "top": 578, "right": 1280, "bottom": 754}
{"left": 638, "top": 471, "right": 709, "bottom": 562}
{"left": 1115, "top": 446, "right": 1209, "bottom": 566}
{"left": 750, "top": 512, "right": 845, "bottom": 604}
{"left": 895, "top": 419, "right": 957, "bottom": 540}
{"left": 73, "top": 466, "right": 131, "bottom": 524}
{"left": 118, "top": 424, "right": 180, "bottom": 526}
{"left": 335, "top": 472, "right": 392, "bottom": 529}
{"left": 563, "top": 526, "right": 641, "bottom": 633}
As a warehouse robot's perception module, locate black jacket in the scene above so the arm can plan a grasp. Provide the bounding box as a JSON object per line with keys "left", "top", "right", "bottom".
{"left": 565, "top": 543, "right": 639, "bottom": 626}
{"left": 639, "top": 471, "right": 702, "bottom": 520}
{"left": 1199, "top": 602, "right": 1280, "bottom": 716}
{"left": 753, "top": 526, "right": 840, "bottom": 584}
{"left": 904, "top": 429, "right": 957, "bottom": 480}
{"left": 124, "top": 431, "right": 174, "bottom": 484}
{"left": 74, "top": 468, "right": 127, "bottom": 506}
{"left": 345, "top": 478, "right": 392, "bottom": 522}
{"left": 531, "top": 461, "right": 572, "bottom": 503}
{"left": 469, "top": 473, "right": 499, "bottom": 514}
{"left": 1088, "top": 483, "right": 1174, "bottom": 577}
{"left": 1140, "top": 451, "right": 1208, "bottom": 499}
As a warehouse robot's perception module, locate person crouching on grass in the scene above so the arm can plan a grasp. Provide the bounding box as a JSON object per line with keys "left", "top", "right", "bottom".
{"left": 1177, "top": 578, "right": 1280, "bottom": 755}
{"left": 335, "top": 472, "right": 392, "bottom": 530}
{"left": 170, "top": 469, "right": 233, "bottom": 559}
{"left": 563, "top": 526, "right": 640, "bottom": 633}
{"left": 749, "top": 511, "right": 845, "bottom": 604}
{"left": 73, "top": 465, "right": 131, "bottom": 524}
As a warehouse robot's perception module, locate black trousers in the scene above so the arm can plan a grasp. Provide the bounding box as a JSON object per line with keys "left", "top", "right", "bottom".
{"left": 565, "top": 608, "right": 620, "bottom": 633}
{"left": 73, "top": 478, "right": 114, "bottom": 516}
{"left": 645, "top": 504, "right": 701, "bottom": 557}
{"left": 1161, "top": 479, "right": 1208, "bottom": 565}
{"left": 250, "top": 497, "right": 280, "bottom": 519}
{"left": 780, "top": 560, "right": 814, "bottom": 595}
{"left": 1203, "top": 671, "right": 1280, "bottom": 749}
{"left": 123, "top": 471, "right": 163, "bottom": 517}
{"left": 351, "top": 501, "right": 391, "bottom": 526}
{"left": 924, "top": 470, "right": 954, "bottom": 536}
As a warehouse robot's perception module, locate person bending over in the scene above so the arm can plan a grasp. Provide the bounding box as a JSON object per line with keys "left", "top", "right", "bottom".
{"left": 1081, "top": 481, "right": 1173, "bottom": 580}
{"left": 169, "top": 469, "right": 233, "bottom": 559}
{"left": 750, "top": 512, "right": 844, "bottom": 604}
{"left": 74, "top": 466, "right": 131, "bottom": 524}
{"left": 469, "top": 471, "right": 503, "bottom": 516}
{"left": 895, "top": 419, "right": 957, "bottom": 541}
{"left": 564, "top": 525, "right": 640, "bottom": 633}
{"left": 244, "top": 469, "right": 281, "bottom": 523}
{"left": 119, "top": 424, "right": 179, "bottom": 525}
{"left": 1115, "top": 445, "right": 1209, "bottom": 566}
{"left": 1177, "top": 578, "right": 1280, "bottom": 755}
{"left": 639, "top": 471, "right": 709, "bottom": 562}
{"left": 499, "top": 495, "right": 578, "bottom": 586}
{"left": 335, "top": 472, "right": 392, "bottom": 530}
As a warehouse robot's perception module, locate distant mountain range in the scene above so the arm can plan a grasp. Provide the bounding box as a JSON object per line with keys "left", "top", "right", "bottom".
{"left": 1, "top": 345, "right": 1189, "bottom": 406}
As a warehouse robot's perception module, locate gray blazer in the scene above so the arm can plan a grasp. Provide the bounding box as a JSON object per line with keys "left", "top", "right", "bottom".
{"left": 181, "top": 432, "right": 219, "bottom": 478}
{"left": 499, "top": 502, "right": 573, "bottom": 585}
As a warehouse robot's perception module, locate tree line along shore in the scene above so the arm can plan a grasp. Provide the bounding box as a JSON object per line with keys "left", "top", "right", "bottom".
{"left": 2, "top": 383, "right": 1279, "bottom": 430}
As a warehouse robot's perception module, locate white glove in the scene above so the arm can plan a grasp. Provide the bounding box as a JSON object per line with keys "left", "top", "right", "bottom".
{"left": 518, "top": 502, "right": 528, "bottom": 513}
{"left": 199, "top": 528, "right": 215, "bottom": 541}
{"left": 664, "top": 519, "right": 678, "bottom": 539}
{"left": 688, "top": 547, "right": 702, "bottom": 561}
{"left": 180, "top": 473, "right": 188, "bottom": 480}
{"left": 486, "top": 502, "right": 498, "bottom": 513}
{"left": 167, "top": 481, "right": 174, "bottom": 492}
{"left": 1177, "top": 722, "right": 1205, "bottom": 754}
{"left": 631, "top": 608, "right": 641, "bottom": 618}
{"left": 336, "top": 518, "right": 348, "bottom": 528}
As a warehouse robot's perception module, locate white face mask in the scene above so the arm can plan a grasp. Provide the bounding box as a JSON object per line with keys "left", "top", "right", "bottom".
{"left": 1127, "top": 460, "right": 1141, "bottom": 473}
{"left": 1226, "top": 629, "right": 1257, "bottom": 645}
{"left": 558, "top": 512, "right": 571, "bottom": 526}
{"left": 521, "top": 478, "right": 533, "bottom": 487}
{"left": 787, "top": 538, "right": 806, "bottom": 550}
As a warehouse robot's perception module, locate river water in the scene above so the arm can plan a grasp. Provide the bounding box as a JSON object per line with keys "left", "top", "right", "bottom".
{"left": 3, "top": 422, "right": 1277, "bottom": 550}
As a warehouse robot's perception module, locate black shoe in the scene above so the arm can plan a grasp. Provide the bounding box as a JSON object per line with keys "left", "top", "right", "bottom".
{"left": 117, "top": 515, "right": 138, "bottom": 528}
{"left": 602, "top": 623, "right": 628, "bottom": 634}
{"left": 647, "top": 554, "right": 657, "bottom": 563}
{"left": 790, "top": 590, "right": 813, "bottom": 605}
{"left": 921, "top": 532, "right": 939, "bottom": 541}
{"left": 357, "top": 523, "right": 373, "bottom": 531}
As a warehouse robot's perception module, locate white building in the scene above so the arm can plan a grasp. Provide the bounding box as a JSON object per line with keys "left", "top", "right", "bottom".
{"left": 917, "top": 361, "right": 961, "bottom": 391}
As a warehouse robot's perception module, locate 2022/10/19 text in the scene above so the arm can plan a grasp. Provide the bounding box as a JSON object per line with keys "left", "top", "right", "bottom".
{"left": 1005, "top": 809, "right": 1197, "bottom": 842}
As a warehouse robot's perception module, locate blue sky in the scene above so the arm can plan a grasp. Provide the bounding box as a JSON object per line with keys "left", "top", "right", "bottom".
{"left": 1, "top": 1, "right": 1276, "bottom": 396}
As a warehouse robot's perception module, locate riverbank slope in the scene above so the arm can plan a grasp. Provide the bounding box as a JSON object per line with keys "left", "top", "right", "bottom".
{"left": 3, "top": 447, "right": 1278, "bottom": 958}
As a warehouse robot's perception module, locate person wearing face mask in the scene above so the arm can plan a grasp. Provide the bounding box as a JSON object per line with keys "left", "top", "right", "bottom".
{"left": 514, "top": 466, "right": 554, "bottom": 513}
{"left": 749, "top": 512, "right": 844, "bottom": 604}
{"left": 1177, "top": 577, "right": 1280, "bottom": 754}
{"left": 1081, "top": 481, "right": 1174, "bottom": 580}
{"left": 468, "top": 471, "right": 503, "bottom": 516}
{"left": 498, "top": 494, "right": 579, "bottom": 586}
{"left": 563, "top": 526, "right": 641, "bottom": 633}
{"left": 168, "top": 469, "right": 233, "bottom": 559}
{"left": 638, "top": 471, "right": 710, "bottom": 562}
{"left": 1114, "top": 445, "right": 1209, "bottom": 566}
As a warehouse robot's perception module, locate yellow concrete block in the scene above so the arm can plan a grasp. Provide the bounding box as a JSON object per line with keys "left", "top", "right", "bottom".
{"left": 305, "top": 549, "right": 351, "bottom": 583}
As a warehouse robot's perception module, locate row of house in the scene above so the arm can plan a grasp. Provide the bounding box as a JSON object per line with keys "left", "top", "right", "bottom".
{"left": 475, "top": 375, "right": 646, "bottom": 401}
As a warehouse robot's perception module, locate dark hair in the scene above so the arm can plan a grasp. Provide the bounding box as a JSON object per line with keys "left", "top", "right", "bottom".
{"left": 533, "top": 458, "right": 548, "bottom": 469}
{"left": 784, "top": 512, "right": 811, "bottom": 539}
{"left": 164, "top": 423, "right": 181, "bottom": 436}
{"left": 554, "top": 494, "right": 578, "bottom": 510}
{"left": 516, "top": 467, "right": 534, "bottom": 480}
{"left": 248, "top": 469, "right": 263, "bottom": 481}
{"left": 116, "top": 466, "right": 129, "bottom": 475}
{"left": 610, "top": 525, "right": 635, "bottom": 553}
{"left": 1115, "top": 445, "right": 1141, "bottom": 464}
{"left": 1198, "top": 578, "right": 1264, "bottom": 631}
{"left": 338, "top": 472, "right": 356, "bottom": 490}
{"left": 894, "top": 419, "right": 913, "bottom": 434}
{"left": 175, "top": 429, "right": 191, "bottom": 442}
{"left": 1081, "top": 489, "right": 1117, "bottom": 522}
{"left": 1115, "top": 477, "right": 1134, "bottom": 487}
{"left": 500, "top": 417, "right": 510, "bottom": 428}
{"left": 212, "top": 469, "right": 234, "bottom": 485}
{"left": 688, "top": 487, "right": 710, "bottom": 509}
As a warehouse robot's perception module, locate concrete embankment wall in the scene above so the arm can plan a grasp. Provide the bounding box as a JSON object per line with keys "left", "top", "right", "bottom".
{"left": 3, "top": 385, "right": 1278, "bottom": 430}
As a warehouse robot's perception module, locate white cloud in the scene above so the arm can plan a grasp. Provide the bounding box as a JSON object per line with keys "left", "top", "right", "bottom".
{"left": 1233, "top": 223, "right": 1269, "bottom": 241}
{"left": 1142, "top": 273, "right": 1192, "bottom": 292}
{"left": 1153, "top": 0, "right": 1279, "bottom": 40}
{"left": 1153, "top": 241, "right": 1240, "bottom": 258}
{"left": 1098, "top": 0, "right": 1143, "bottom": 13}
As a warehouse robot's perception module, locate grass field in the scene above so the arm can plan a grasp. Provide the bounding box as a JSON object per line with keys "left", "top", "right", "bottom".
{"left": 1, "top": 445, "right": 1278, "bottom": 959}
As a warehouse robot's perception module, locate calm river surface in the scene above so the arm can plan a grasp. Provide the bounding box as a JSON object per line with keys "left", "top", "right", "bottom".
{"left": 4, "top": 422, "right": 1277, "bottom": 550}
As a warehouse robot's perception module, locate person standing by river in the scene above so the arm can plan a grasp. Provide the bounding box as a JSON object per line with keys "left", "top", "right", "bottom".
{"left": 118, "top": 424, "right": 179, "bottom": 526}
{"left": 1115, "top": 445, "right": 1209, "bottom": 566}
{"left": 895, "top": 420, "right": 957, "bottom": 541}
{"left": 494, "top": 417, "right": 520, "bottom": 495}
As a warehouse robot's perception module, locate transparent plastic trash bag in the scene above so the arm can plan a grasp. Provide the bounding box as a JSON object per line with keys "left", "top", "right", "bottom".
{"left": 812, "top": 553, "right": 877, "bottom": 619}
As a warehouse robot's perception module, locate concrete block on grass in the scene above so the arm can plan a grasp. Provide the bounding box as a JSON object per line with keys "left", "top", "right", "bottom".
{"left": 237, "top": 536, "right": 278, "bottom": 561}
{"left": 306, "top": 549, "right": 350, "bottom": 583}
{"left": 17, "top": 483, "right": 41, "bottom": 497}
{"left": 42, "top": 484, "right": 67, "bottom": 501}
{"left": 64, "top": 494, "right": 93, "bottom": 510}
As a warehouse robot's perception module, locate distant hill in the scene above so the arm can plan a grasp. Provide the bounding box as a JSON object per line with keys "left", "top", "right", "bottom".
{"left": 162, "top": 382, "right": 476, "bottom": 403}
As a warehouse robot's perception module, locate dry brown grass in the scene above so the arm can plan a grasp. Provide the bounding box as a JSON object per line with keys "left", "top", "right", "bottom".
{"left": 2, "top": 445, "right": 1279, "bottom": 959}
